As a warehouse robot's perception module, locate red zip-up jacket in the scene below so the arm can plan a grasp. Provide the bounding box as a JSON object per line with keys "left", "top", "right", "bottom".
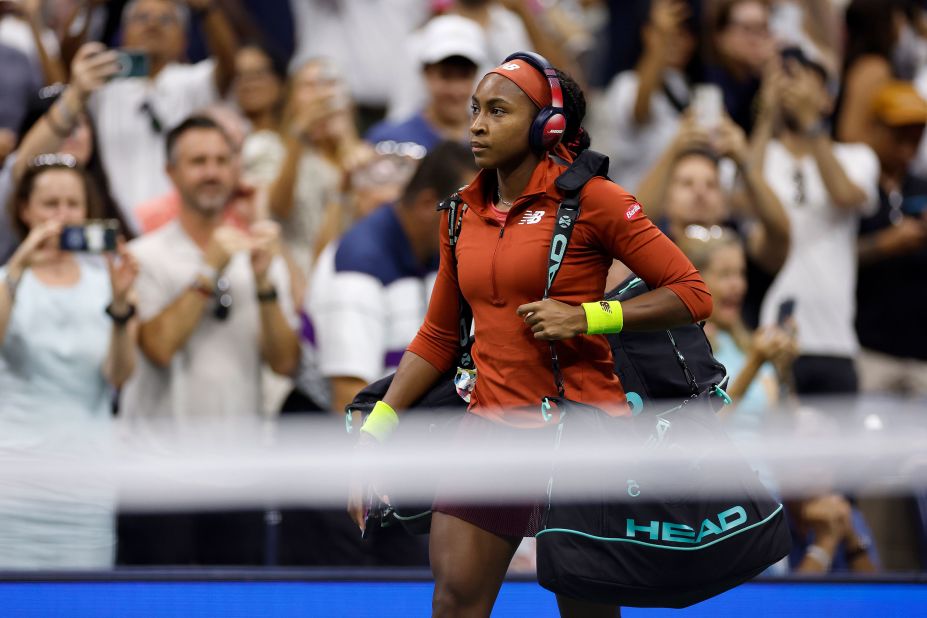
{"left": 407, "top": 153, "right": 713, "bottom": 427}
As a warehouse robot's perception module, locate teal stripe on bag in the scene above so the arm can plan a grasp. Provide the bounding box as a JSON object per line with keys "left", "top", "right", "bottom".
{"left": 535, "top": 504, "right": 783, "bottom": 551}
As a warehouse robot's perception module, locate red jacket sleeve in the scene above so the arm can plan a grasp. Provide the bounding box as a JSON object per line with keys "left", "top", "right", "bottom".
{"left": 583, "top": 179, "right": 713, "bottom": 321}
{"left": 406, "top": 210, "right": 462, "bottom": 372}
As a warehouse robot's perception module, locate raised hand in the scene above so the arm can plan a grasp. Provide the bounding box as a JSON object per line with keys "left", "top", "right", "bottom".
{"left": 106, "top": 240, "right": 139, "bottom": 308}
{"left": 6, "top": 220, "right": 64, "bottom": 280}
{"left": 644, "top": 0, "right": 691, "bottom": 50}
{"left": 672, "top": 114, "right": 713, "bottom": 155}
{"left": 712, "top": 115, "right": 749, "bottom": 166}
{"left": 70, "top": 42, "right": 121, "bottom": 102}
{"left": 780, "top": 60, "right": 826, "bottom": 133}
{"left": 248, "top": 220, "right": 282, "bottom": 283}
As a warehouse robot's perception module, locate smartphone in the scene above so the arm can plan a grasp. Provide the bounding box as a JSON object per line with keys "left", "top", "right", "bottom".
{"left": 113, "top": 50, "right": 149, "bottom": 79}
{"left": 776, "top": 298, "right": 796, "bottom": 327}
{"left": 60, "top": 220, "right": 119, "bottom": 253}
{"left": 691, "top": 84, "right": 723, "bottom": 131}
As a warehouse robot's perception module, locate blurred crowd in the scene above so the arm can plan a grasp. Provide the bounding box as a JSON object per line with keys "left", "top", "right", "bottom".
{"left": 0, "top": 0, "right": 924, "bottom": 576}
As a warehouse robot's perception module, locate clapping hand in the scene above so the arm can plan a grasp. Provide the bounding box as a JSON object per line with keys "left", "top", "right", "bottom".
{"left": 248, "top": 220, "right": 282, "bottom": 284}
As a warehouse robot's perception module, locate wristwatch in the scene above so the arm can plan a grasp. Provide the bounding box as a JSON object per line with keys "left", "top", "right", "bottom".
{"left": 105, "top": 302, "right": 136, "bottom": 325}
{"left": 257, "top": 287, "right": 278, "bottom": 303}
{"left": 805, "top": 118, "right": 829, "bottom": 138}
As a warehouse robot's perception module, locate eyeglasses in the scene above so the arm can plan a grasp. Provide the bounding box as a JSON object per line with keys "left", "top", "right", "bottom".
{"left": 127, "top": 11, "right": 181, "bottom": 28}
{"left": 373, "top": 140, "right": 427, "bottom": 160}
{"left": 214, "top": 276, "right": 232, "bottom": 321}
{"left": 683, "top": 224, "right": 729, "bottom": 242}
{"left": 31, "top": 153, "right": 78, "bottom": 169}
{"left": 727, "top": 20, "right": 770, "bottom": 37}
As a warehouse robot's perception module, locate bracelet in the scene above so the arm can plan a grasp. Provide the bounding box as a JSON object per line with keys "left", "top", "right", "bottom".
{"left": 192, "top": 2, "right": 216, "bottom": 17}
{"left": 257, "top": 287, "right": 278, "bottom": 303}
{"left": 3, "top": 270, "right": 22, "bottom": 300}
{"left": 844, "top": 536, "right": 871, "bottom": 562}
{"left": 360, "top": 401, "right": 399, "bottom": 443}
{"left": 805, "top": 118, "right": 829, "bottom": 138}
{"left": 806, "top": 544, "right": 832, "bottom": 569}
{"left": 191, "top": 277, "right": 214, "bottom": 298}
{"left": 582, "top": 300, "right": 624, "bottom": 335}
{"left": 105, "top": 302, "right": 136, "bottom": 325}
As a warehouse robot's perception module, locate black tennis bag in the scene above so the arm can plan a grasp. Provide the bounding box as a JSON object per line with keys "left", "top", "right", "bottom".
{"left": 534, "top": 393, "right": 791, "bottom": 608}
{"left": 534, "top": 259, "right": 790, "bottom": 608}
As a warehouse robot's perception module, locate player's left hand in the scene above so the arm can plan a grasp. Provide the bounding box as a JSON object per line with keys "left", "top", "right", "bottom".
{"left": 516, "top": 299, "right": 587, "bottom": 340}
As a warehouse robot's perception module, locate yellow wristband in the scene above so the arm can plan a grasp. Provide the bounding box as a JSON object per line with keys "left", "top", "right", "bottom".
{"left": 582, "top": 300, "right": 623, "bottom": 335}
{"left": 360, "top": 400, "right": 399, "bottom": 442}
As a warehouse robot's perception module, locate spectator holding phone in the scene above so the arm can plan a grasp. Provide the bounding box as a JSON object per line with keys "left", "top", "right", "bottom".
{"left": 856, "top": 81, "right": 927, "bottom": 397}
{"left": 0, "top": 155, "right": 138, "bottom": 569}
{"left": 233, "top": 43, "right": 287, "bottom": 187}
{"left": 87, "top": 0, "right": 237, "bottom": 231}
{"left": 753, "top": 48, "right": 879, "bottom": 395}
{"left": 1, "top": 41, "right": 124, "bottom": 263}
{"left": 265, "top": 58, "right": 373, "bottom": 279}
{"left": 705, "top": 0, "right": 776, "bottom": 134}
{"left": 592, "top": 0, "right": 698, "bottom": 190}
{"left": 632, "top": 109, "right": 790, "bottom": 324}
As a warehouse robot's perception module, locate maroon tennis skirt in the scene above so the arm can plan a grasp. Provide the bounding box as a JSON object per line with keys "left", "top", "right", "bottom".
{"left": 432, "top": 412, "right": 557, "bottom": 538}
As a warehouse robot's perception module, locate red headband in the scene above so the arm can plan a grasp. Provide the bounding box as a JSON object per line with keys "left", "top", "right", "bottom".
{"left": 489, "top": 60, "right": 552, "bottom": 109}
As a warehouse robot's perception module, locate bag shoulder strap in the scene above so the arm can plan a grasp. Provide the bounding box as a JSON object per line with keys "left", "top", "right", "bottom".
{"left": 437, "top": 193, "right": 475, "bottom": 370}
{"left": 544, "top": 150, "right": 610, "bottom": 396}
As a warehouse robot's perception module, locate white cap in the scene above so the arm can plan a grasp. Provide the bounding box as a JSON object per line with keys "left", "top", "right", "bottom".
{"left": 415, "top": 15, "right": 488, "bottom": 67}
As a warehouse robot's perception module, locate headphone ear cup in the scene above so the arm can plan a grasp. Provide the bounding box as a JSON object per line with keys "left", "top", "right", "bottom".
{"left": 530, "top": 107, "right": 566, "bottom": 151}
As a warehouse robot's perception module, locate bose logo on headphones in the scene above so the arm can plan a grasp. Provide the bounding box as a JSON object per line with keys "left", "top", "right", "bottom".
{"left": 549, "top": 129, "right": 564, "bottom": 134}
{"left": 500, "top": 63, "right": 521, "bottom": 71}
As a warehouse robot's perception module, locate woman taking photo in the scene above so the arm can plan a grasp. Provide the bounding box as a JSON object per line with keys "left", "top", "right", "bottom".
{"left": 349, "top": 53, "right": 712, "bottom": 617}
{"left": 0, "top": 155, "right": 138, "bottom": 568}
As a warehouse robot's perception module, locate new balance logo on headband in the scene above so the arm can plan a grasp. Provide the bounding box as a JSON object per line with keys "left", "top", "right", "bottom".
{"left": 500, "top": 63, "right": 521, "bottom": 71}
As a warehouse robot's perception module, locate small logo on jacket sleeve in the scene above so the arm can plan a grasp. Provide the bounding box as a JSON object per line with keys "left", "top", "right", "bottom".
{"left": 625, "top": 202, "right": 643, "bottom": 220}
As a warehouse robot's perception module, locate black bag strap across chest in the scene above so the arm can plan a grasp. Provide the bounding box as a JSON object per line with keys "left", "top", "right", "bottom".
{"left": 544, "top": 150, "right": 610, "bottom": 397}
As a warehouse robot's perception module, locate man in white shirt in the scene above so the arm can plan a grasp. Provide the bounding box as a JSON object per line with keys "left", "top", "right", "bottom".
{"left": 122, "top": 115, "right": 300, "bottom": 422}
{"left": 755, "top": 49, "right": 879, "bottom": 394}
{"left": 118, "top": 114, "right": 299, "bottom": 567}
{"left": 87, "top": 0, "right": 237, "bottom": 231}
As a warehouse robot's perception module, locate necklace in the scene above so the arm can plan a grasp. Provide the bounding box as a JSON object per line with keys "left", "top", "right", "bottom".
{"left": 497, "top": 190, "right": 514, "bottom": 208}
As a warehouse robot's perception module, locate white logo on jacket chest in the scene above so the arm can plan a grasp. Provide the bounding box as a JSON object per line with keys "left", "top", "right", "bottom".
{"left": 518, "top": 210, "right": 545, "bottom": 225}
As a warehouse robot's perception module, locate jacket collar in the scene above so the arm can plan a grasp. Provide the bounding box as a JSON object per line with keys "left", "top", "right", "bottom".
{"left": 459, "top": 145, "right": 574, "bottom": 216}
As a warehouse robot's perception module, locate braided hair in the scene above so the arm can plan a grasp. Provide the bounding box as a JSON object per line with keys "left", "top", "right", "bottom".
{"left": 556, "top": 69, "right": 590, "bottom": 157}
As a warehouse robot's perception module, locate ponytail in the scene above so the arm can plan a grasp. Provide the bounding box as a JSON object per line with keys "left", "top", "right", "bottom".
{"left": 556, "top": 69, "right": 590, "bottom": 157}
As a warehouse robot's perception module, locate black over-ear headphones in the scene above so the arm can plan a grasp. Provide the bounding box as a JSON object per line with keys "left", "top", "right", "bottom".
{"left": 502, "top": 51, "right": 566, "bottom": 151}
